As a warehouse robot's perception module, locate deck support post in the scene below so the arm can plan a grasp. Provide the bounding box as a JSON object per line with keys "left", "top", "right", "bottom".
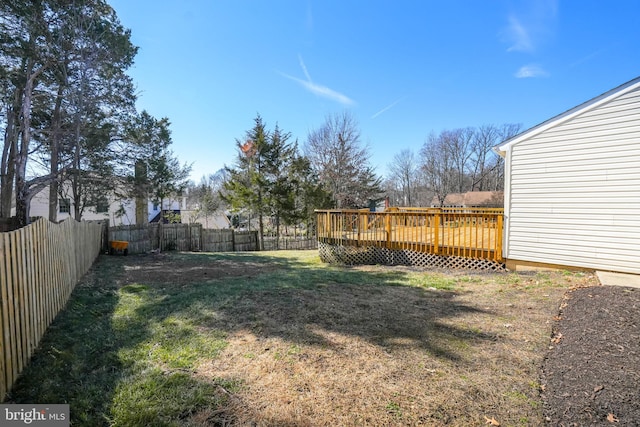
{"left": 385, "top": 214, "right": 392, "bottom": 249}
{"left": 433, "top": 212, "right": 440, "bottom": 254}
{"left": 496, "top": 214, "right": 504, "bottom": 262}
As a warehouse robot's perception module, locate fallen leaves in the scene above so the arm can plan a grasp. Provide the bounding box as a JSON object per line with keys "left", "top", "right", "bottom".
{"left": 551, "top": 332, "right": 563, "bottom": 344}
{"left": 607, "top": 413, "right": 619, "bottom": 423}
{"left": 591, "top": 385, "right": 604, "bottom": 400}
{"left": 484, "top": 415, "right": 500, "bottom": 425}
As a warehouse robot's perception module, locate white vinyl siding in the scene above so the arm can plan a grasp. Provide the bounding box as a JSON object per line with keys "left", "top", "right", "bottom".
{"left": 505, "top": 86, "right": 640, "bottom": 274}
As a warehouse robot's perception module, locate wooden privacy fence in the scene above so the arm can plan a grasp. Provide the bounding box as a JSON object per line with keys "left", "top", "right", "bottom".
{"left": 262, "top": 236, "right": 317, "bottom": 251}
{"left": 109, "top": 223, "right": 259, "bottom": 254}
{"left": 316, "top": 207, "right": 504, "bottom": 264}
{"left": 0, "top": 218, "right": 103, "bottom": 400}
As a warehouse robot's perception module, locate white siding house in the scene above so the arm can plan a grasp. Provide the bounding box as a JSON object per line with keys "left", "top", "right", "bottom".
{"left": 496, "top": 76, "right": 640, "bottom": 274}
{"left": 26, "top": 186, "right": 188, "bottom": 225}
{"left": 26, "top": 185, "right": 135, "bottom": 225}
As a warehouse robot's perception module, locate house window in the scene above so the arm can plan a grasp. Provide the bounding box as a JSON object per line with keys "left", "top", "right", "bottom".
{"left": 153, "top": 202, "right": 159, "bottom": 211}
{"left": 59, "top": 198, "right": 70, "bottom": 213}
{"left": 96, "top": 198, "right": 109, "bottom": 213}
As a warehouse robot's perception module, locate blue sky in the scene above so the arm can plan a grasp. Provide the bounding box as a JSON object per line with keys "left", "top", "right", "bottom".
{"left": 108, "top": 0, "right": 640, "bottom": 182}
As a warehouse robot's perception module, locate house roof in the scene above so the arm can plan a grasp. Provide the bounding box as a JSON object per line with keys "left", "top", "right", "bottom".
{"left": 495, "top": 75, "right": 640, "bottom": 156}
{"left": 431, "top": 191, "right": 503, "bottom": 207}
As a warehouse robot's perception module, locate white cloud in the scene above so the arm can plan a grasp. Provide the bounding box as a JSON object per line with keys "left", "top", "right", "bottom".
{"left": 279, "top": 55, "right": 355, "bottom": 106}
{"left": 502, "top": 0, "right": 558, "bottom": 53}
{"left": 371, "top": 97, "right": 404, "bottom": 119}
{"left": 298, "top": 54, "right": 313, "bottom": 83}
{"left": 569, "top": 49, "right": 604, "bottom": 68}
{"left": 515, "top": 64, "right": 549, "bottom": 78}
{"left": 505, "top": 15, "right": 533, "bottom": 52}
{"left": 279, "top": 72, "right": 355, "bottom": 106}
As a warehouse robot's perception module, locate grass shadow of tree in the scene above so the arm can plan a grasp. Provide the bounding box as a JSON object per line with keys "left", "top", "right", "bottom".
{"left": 7, "top": 255, "right": 233, "bottom": 426}
{"left": 8, "top": 251, "right": 505, "bottom": 426}
{"left": 129, "top": 252, "right": 498, "bottom": 361}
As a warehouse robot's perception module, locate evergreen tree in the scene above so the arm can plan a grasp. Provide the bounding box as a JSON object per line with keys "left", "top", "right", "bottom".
{"left": 0, "top": 0, "right": 137, "bottom": 225}
{"left": 222, "top": 115, "right": 271, "bottom": 249}
{"left": 223, "top": 115, "right": 331, "bottom": 247}
{"left": 125, "top": 111, "right": 191, "bottom": 223}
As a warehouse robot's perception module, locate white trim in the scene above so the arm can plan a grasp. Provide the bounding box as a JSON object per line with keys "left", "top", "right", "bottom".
{"left": 502, "top": 145, "right": 512, "bottom": 260}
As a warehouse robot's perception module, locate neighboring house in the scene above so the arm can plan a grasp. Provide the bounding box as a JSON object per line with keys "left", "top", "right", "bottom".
{"left": 26, "top": 185, "right": 190, "bottom": 225}
{"left": 147, "top": 197, "right": 187, "bottom": 223}
{"left": 496, "top": 76, "right": 640, "bottom": 275}
{"left": 430, "top": 191, "right": 503, "bottom": 208}
{"left": 27, "top": 185, "right": 135, "bottom": 225}
{"left": 181, "top": 209, "right": 231, "bottom": 229}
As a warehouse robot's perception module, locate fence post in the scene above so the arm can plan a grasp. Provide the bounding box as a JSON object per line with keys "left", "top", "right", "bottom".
{"left": 231, "top": 229, "right": 236, "bottom": 252}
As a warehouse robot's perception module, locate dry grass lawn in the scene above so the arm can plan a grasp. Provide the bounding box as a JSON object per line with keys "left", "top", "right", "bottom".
{"left": 168, "top": 253, "right": 596, "bottom": 426}
{"left": 9, "top": 250, "right": 598, "bottom": 426}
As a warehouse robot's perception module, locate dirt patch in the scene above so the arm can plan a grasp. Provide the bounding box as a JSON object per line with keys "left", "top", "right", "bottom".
{"left": 542, "top": 285, "right": 640, "bottom": 426}
{"left": 120, "top": 252, "right": 277, "bottom": 285}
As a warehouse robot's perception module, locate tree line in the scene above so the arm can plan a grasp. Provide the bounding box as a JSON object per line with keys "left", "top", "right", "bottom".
{"left": 1, "top": 1, "right": 520, "bottom": 235}
{"left": 384, "top": 124, "right": 522, "bottom": 207}
{"left": 0, "top": 0, "right": 189, "bottom": 227}
{"left": 216, "top": 113, "right": 520, "bottom": 248}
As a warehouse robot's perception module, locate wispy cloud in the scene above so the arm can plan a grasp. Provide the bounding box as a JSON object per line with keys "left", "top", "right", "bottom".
{"left": 502, "top": 0, "right": 558, "bottom": 53}
{"left": 279, "top": 56, "right": 355, "bottom": 106}
{"left": 505, "top": 16, "right": 533, "bottom": 52}
{"left": 569, "top": 49, "right": 604, "bottom": 68}
{"left": 279, "top": 72, "right": 355, "bottom": 106}
{"left": 515, "top": 64, "right": 549, "bottom": 78}
{"left": 371, "top": 97, "right": 405, "bottom": 119}
{"left": 298, "top": 54, "right": 312, "bottom": 82}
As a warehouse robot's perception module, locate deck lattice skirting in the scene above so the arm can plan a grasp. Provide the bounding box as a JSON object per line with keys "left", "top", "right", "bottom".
{"left": 318, "top": 241, "right": 506, "bottom": 271}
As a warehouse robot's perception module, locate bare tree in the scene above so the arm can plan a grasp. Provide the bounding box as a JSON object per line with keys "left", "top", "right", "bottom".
{"left": 448, "top": 128, "right": 475, "bottom": 193}
{"left": 420, "top": 124, "right": 522, "bottom": 205}
{"left": 420, "top": 131, "right": 456, "bottom": 206}
{"left": 305, "top": 111, "right": 382, "bottom": 208}
{"left": 468, "top": 123, "right": 522, "bottom": 191}
{"left": 386, "top": 149, "right": 418, "bottom": 206}
{"left": 469, "top": 124, "right": 500, "bottom": 191}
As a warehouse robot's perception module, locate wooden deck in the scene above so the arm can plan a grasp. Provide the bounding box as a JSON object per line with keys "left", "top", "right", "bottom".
{"left": 316, "top": 208, "right": 504, "bottom": 262}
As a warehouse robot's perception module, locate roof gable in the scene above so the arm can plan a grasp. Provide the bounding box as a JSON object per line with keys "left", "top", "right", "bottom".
{"left": 496, "top": 76, "right": 640, "bottom": 155}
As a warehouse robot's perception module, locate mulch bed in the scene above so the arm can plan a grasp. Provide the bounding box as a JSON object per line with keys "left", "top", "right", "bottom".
{"left": 542, "top": 284, "right": 640, "bottom": 426}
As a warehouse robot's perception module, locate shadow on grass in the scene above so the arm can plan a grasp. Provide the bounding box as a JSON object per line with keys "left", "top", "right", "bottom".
{"left": 7, "top": 255, "right": 231, "bottom": 426}
{"left": 7, "top": 251, "right": 499, "bottom": 426}
{"left": 129, "top": 251, "right": 496, "bottom": 360}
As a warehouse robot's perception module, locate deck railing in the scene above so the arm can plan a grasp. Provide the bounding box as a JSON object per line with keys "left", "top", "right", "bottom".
{"left": 316, "top": 207, "right": 504, "bottom": 262}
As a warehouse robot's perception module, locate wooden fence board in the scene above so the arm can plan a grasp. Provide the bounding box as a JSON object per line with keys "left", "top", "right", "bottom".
{"left": 11, "top": 231, "right": 24, "bottom": 376}
{"left": 108, "top": 225, "right": 260, "bottom": 254}
{"left": 0, "top": 218, "right": 102, "bottom": 401}
{"left": 0, "top": 233, "right": 9, "bottom": 398}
